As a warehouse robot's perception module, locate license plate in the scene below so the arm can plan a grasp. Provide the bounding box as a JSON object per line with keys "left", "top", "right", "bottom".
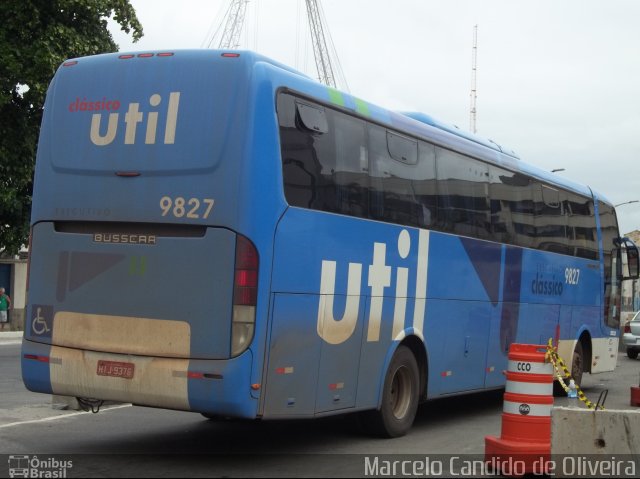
{"left": 97, "top": 360, "right": 135, "bottom": 379}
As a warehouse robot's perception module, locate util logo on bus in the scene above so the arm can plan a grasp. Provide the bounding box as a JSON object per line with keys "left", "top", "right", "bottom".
{"left": 317, "top": 229, "right": 430, "bottom": 345}
{"left": 72, "top": 92, "right": 181, "bottom": 146}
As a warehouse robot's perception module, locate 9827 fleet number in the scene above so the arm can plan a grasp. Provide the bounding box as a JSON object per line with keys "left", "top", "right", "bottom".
{"left": 159, "top": 196, "right": 215, "bottom": 219}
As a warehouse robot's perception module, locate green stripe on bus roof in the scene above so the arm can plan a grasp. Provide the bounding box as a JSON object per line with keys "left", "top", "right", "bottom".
{"left": 328, "top": 88, "right": 345, "bottom": 106}
{"left": 355, "top": 98, "right": 370, "bottom": 116}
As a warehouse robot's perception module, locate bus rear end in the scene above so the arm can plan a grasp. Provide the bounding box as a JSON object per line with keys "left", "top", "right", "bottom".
{"left": 22, "top": 51, "right": 270, "bottom": 418}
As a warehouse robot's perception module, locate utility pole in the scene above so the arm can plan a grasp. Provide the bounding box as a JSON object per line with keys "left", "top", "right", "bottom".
{"left": 470, "top": 24, "right": 478, "bottom": 134}
{"left": 305, "top": 0, "right": 337, "bottom": 88}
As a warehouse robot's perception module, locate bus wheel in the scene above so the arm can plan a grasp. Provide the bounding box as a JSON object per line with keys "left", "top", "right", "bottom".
{"left": 364, "top": 345, "right": 420, "bottom": 438}
{"left": 571, "top": 341, "right": 584, "bottom": 387}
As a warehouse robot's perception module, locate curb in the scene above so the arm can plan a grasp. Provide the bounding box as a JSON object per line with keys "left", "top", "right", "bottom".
{"left": 0, "top": 331, "right": 24, "bottom": 339}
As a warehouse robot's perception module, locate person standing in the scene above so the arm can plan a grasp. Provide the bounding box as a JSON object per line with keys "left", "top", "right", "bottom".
{"left": 0, "top": 287, "right": 11, "bottom": 331}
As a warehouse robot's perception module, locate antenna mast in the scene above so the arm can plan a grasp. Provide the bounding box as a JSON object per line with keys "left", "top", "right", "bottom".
{"left": 305, "top": 0, "right": 348, "bottom": 90}
{"left": 470, "top": 24, "right": 478, "bottom": 133}
{"left": 208, "top": 0, "right": 249, "bottom": 49}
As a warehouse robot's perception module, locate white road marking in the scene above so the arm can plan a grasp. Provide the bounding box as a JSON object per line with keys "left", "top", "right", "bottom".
{"left": 0, "top": 403, "right": 132, "bottom": 429}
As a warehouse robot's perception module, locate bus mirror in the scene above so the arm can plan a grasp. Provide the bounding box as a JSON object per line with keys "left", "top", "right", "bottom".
{"left": 618, "top": 238, "right": 640, "bottom": 280}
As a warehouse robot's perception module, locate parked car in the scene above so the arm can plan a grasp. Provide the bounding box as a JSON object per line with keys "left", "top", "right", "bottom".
{"left": 623, "top": 311, "right": 640, "bottom": 359}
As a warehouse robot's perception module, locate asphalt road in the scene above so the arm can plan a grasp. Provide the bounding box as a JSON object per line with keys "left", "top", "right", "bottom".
{"left": 1, "top": 337, "right": 639, "bottom": 477}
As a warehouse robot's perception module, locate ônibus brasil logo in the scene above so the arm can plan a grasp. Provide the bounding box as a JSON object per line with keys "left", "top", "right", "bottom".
{"left": 69, "top": 92, "right": 180, "bottom": 146}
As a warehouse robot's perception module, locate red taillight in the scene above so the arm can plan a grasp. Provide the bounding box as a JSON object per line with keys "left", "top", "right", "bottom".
{"left": 222, "top": 52, "right": 241, "bottom": 58}
{"left": 624, "top": 321, "right": 631, "bottom": 334}
{"left": 119, "top": 53, "right": 173, "bottom": 59}
{"left": 233, "top": 236, "right": 258, "bottom": 306}
{"left": 62, "top": 60, "right": 78, "bottom": 67}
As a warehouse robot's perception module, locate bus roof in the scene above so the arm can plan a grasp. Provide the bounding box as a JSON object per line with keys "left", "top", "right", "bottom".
{"left": 51, "top": 49, "right": 611, "bottom": 206}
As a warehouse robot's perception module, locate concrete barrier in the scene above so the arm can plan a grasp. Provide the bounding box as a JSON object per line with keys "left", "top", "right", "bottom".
{"left": 552, "top": 406, "right": 640, "bottom": 454}
{"left": 0, "top": 331, "right": 23, "bottom": 339}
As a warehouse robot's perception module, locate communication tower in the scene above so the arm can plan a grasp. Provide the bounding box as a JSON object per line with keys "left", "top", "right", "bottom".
{"left": 470, "top": 24, "right": 478, "bottom": 133}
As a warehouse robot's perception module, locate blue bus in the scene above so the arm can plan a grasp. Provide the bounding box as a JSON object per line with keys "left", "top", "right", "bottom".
{"left": 22, "top": 50, "right": 639, "bottom": 437}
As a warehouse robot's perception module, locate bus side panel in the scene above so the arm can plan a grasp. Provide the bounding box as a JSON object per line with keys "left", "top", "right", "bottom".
{"left": 517, "top": 249, "right": 601, "bottom": 363}
{"left": 485, "top": 246, "right": 521, "bottom": 388}
{"left": 423, "top": 300, "right": 491, "bottom": 395}
{"left": 516, "top": 303, "right": 559, "bottom": 346}
{"left": 188, "top": 352, "right": 259, "bottom": 418}
{"left": 425, "top": 233, "right": 496, "bottom": 396}
{"left": 263, "top": 294, "right": 322, "bottom": 417}
{"left": 269, "top": 210, "right": 420, "bottom": 416}
{"left": 315, "top": 299, "right": 365, "bottom": 413}
{"left": 485, "top": 304, "right": 509, "bottom": 388}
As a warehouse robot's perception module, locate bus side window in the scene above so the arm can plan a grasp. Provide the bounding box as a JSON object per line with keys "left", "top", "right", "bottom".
{"left": 279, "top": 94, "right": 335, "bottom": 212}
{"left": 489, "top": 167, "right": 535, "bottom": 248}
{"left": 368, "top": 125, "right": 420, "bottom": 226}
{"left": 279, "top": 94, "right": 319, "bottom": 209}
{"left": 566, "top": 193, "right": 598, "bottom": 260}
{"left": 332, "top": 113, "right": 368, "bottom": 219}
{"left": 534, "top": 184, "right": 569, "bottom": 255}
{"left": 435, "top": 148, "right": 490, "bottom": 239}
{"left": 415, "top": 142, "right": 437, "bottom": 228}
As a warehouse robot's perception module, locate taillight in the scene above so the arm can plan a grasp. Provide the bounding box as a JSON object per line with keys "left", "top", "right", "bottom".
{"left": 231, "top": 235, "right": 258, "bottom": 356}
{"left": 624, "top": 321, "right": 631, "bottom": 334}
{"left": 234, "top": 236, "right": 258, "bottom": 305}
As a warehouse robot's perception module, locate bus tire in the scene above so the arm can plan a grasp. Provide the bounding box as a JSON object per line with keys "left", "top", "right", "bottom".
{"left": 571, "top": 341, "right": 584, "bottom": 387}
{"left": 364, "top": 345, "right": 420, "bottom": 438}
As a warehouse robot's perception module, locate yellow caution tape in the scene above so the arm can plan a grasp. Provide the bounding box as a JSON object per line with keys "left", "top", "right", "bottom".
{"left": 545, "top": 339, "right": 603, "bottom": 410}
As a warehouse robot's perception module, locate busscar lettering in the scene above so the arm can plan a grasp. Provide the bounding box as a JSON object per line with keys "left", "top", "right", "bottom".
{"left": 93, "top": 233, "right": 157, "bottom": 245}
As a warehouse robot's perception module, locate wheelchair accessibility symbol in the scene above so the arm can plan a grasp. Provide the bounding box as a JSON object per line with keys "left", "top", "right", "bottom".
{"left": 30, "top": 305, "right": 53, "bottom": 338}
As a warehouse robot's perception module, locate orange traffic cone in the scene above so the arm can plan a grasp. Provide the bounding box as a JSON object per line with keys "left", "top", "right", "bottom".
{"left": 485, "top": 344, "right": 553, "bottom": 476}
{"left": 632, "top": 373, "right": 640, "bottom": 407}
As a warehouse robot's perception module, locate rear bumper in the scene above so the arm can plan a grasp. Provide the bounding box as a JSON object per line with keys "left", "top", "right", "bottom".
{"left": 623, "top": 333, "right": 640, "bottom": 348}
{"left": 21, "top": 339, "right": 258, "bottom": 418}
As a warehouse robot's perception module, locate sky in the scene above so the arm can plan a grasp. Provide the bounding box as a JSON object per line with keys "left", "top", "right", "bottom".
{"left": 110, "top": 0, "right": 640, "bottom": 234}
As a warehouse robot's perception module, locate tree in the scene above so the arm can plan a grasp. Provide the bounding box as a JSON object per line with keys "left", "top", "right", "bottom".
{"left": 0, "top": 0, "right": 143, "bottom": 255}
